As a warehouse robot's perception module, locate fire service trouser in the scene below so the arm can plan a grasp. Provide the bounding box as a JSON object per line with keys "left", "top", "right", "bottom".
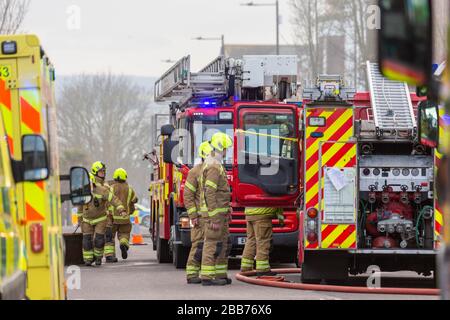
{"left": 240, "top": 215, "right": 272, "bottom": 273}
{"left": 82, "top": 219, "right": 107, "bottom": 263}
{"left": 186, "top": 218, "right": 205, "bottom": 279}
{"left": 200, "top": 214, "right": 231, "bottom": 280}
{"left": 105, "top": 222, "right": 132, "bottom": 257}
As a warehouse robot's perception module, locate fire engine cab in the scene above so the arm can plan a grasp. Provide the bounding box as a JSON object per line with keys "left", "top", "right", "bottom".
{"left": 299, "top": 63, "right": 439, "bottom": 283}
{"left": 149, "top": 55, "right": 302, "bottom": 268}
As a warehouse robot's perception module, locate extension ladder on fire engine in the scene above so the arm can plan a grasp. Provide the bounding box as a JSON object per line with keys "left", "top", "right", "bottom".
{"left": 154, "top": 55, "right": 228, "bottom": 107}
{"left": 366, "top": 61, "right": 417, "bottom": 138}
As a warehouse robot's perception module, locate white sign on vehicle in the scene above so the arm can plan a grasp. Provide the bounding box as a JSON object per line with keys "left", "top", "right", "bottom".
{"left": 237, "top": 237, "right": 247, "bottom": 245}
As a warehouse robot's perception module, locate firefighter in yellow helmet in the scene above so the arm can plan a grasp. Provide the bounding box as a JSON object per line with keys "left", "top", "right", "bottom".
{"left": 90, "top": 161, "right": 118, "bottom": 263}
{"left": 104, "top": 168, "right": 138, "bottom": 262}
{"left": 184, "top": 141, "right": 213, "bottom": 284}
{"left": 78, "top": 172, "right": 126, "bottom": 266}
{"left": 240, "top": 207, "right": 284, "bottom": 276}
{"left": 199, "top": 132, "right": 233, "bottom": 286}
{"left": 91, "top": 161, "right": 108, "bottom": 186}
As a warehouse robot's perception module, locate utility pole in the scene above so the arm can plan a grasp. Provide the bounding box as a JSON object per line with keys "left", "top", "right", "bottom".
{"left": 241, "top": 1, "right": 280, "bottom": 55}
{"left": 192, "top": 35, "right": 226, "bottom": 56}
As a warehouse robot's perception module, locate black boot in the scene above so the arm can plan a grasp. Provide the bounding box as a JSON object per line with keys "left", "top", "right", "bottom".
{"left": 106, "top": 256, "right": 118, "bottom": 263}
{"left": 120, "top": 244, "right": 128, "bottom": 260}
{"left": 95, "top": 257, "right": 102, "bottom": 266}
{"left": 201, "top": 279, "right": 227, "bottom": 286}
{"left": 187, "top": 277, "right": 202, "bottom": 284}
{"left": 85, "top": 260, "right": 93, "bottom": 267}
{"left": 217, "top": 277, "right": 233, "bottom": 285}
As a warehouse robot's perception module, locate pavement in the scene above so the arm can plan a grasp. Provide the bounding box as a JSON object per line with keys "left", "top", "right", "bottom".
{"left": 66, "top": 227, "right": 438, "bottom": 300}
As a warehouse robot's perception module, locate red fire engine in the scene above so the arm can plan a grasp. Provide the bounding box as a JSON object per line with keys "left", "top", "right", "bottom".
{"left": 149, "top": 55, "right": 301, "bottom": 268}
{"left": 299, "top": 63, "right": 440, "bottom": 283}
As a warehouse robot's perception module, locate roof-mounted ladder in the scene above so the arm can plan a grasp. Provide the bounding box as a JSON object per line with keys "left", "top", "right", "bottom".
{"left": 366, "top": 61, "right": 417, "bottom": 138}
{"left": 154, "top": 55, "right": 228, "bottom": 108}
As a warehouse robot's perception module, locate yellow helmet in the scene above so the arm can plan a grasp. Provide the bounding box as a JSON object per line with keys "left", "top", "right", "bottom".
{"left": 91, "top": 161, "right": 106, "bottom": 176}
{"left": 88, "top": 173, "right": 96, "bottom": 184}
{"left": 198, "top": 141, "right": 213, "bottom": 159}
{"left": 113, "top": 168, "right": 128, "bottom": 181}
{"left": 210, "top": 132, "right": 233, "bottom": 152}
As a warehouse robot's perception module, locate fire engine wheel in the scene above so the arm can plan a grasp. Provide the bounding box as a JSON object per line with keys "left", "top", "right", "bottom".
{"left": 151, "top": 222, "right": 157, "bottom": 251}
{"left": 236, "top": 269, "right": 440, "bottom": 296}
{"left": 173, "top": 243, "right": 189, "bottom": 269}
{"left": 156, "top": 221, "right": 172, "bottom": 263}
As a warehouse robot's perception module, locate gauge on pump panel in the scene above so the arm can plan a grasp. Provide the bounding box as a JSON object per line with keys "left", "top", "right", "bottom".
{"left": 392, "top": 168, "right": 401, "bottom": 176}
{"left": 373, "top": 168, "right": 381, "bottom": 176}
{"left": 411, "top": 168, "right": 420, "bottom": 177}
{"left": 363, "top": 168, "right": 371, "bottom": 176}
{"left": 402, "top": 168, "right": 410, "bottom": 176}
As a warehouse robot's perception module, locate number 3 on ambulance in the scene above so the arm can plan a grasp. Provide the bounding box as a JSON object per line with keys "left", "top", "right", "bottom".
{"left": 0, "top": 65, "right": 11, "bottom": 79}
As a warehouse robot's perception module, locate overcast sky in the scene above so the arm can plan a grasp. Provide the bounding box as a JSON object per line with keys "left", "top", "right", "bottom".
{"left": 22, "top": 0, "right": 296, "bottom": 77}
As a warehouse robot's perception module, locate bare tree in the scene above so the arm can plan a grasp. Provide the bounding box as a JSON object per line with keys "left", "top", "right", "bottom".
{"left": 290, "top": 0, "right": 377, "bottom": 89}
{"left": 433, "top": 0, "right": 449, "bottom": 62}
{"left": 57, "top": 73, "right": 153, "bottom": 202}
{"left": 291, "top": 0, "right": 324, "bottom": 83}
{"left": 0, "top": 0, "right": 30, "bottom": 34}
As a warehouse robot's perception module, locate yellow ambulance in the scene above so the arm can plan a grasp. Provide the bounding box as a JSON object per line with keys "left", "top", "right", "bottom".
{"left": 1, "top": 34, "right": 91, "bottom": 300}
{"left": 0, "top": 114, "right": 26, "bottom": 300}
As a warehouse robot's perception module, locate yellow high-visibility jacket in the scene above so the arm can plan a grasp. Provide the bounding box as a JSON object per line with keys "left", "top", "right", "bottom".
{"left": 200, "top": 156, "right": 231, "bottom": 218}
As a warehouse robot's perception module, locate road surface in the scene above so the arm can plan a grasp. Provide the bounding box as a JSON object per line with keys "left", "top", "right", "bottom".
{"left": 67, "top": 228, "right": 437, "bottom": 300}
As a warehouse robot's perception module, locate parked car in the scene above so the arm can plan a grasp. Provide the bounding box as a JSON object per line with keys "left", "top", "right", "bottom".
{"left": 131, "top": 204, "right": 151, "bottom": 228}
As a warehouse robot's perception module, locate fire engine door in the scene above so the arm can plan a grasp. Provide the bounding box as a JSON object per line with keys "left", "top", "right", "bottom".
{"left": 236, "top": 106, "right": 299, "bottom": 197}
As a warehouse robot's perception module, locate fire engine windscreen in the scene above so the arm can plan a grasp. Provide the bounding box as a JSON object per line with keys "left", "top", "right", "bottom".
{"left": 243, "top": 113, "right": 296, "bottom": 161}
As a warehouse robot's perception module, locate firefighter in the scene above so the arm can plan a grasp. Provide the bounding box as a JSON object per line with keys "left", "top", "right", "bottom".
{"left": 199, "top": 132, "right": 233, "bottom": 286}
{"left": 240, "top": 207, "right": 285, "bottom": 276}
{"left": 79, "top": 173, "right": 126, "bottom": 266}
{"left": 184, "top": 141, "right": 213, "bottom": 284}
{"left": 89, "top": 161, "right": 119, "bottom": 262}
{"left": 104, "top": 168, "right": 138, "bottom": 262}
{"left": 91, "top": 161, "right": 108, "bottom": 186}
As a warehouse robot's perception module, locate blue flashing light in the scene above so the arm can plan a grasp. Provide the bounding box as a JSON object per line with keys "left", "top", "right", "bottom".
{"left": 432, "top": 64, "right": 439, "bottom": 74}
{"left": 310, "top": 132, "right": 324, "bottom": 138}
{"left": 200, "top": 100, "right": 219, "bottom": 107}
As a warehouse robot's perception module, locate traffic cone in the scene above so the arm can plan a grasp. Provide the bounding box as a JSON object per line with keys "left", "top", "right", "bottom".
{"left": 131, "top": 216, "right": 145, "bottom": 245}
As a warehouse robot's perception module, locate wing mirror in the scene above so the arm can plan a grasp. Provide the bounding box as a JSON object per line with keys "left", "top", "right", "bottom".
{"left": 418, "top": 100, "right": 439, "bottom": 149}
{"left": 13, "top": 134, "right": 49, "bottom": 183}
{"left": 69, "top": 167, "right": 92, "bottom": 206}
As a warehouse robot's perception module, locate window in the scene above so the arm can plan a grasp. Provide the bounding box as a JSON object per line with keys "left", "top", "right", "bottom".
{"left": 243, "top": 112, "right": 296, "bottom": 159}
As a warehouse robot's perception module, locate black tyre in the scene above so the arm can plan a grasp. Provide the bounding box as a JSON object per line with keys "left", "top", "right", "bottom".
{"left": 151, "top": 221, "right": 157, "bottom": 251}
{"left": 173, "top": 243, "right": 189, "bottom": 269}
{"left": 156, "top": 221, "right": 172, "bottom": 263}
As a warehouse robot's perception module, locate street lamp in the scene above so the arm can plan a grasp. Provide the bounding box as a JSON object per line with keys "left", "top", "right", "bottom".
{"left": 241, "top": 0, "right": 280, "bottom": 55}
{"left": 192, "top": 35, "right": 225, "bottom": 56}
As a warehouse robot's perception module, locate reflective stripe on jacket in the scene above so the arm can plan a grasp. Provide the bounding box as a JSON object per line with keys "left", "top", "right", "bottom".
{"left": 245, "top": 207, "right": 283, "bottom": 217}
{"left": 108, "top": 180, "right": 138, "bottom": 224}
{"left": 200, "top": 155, "right": 231, "bottom": 218}
{"left": 183, "top": 164, "right": 203, "bottom": 219}
{"left": 81, "top": 183, "right": 125, "bottom": 221}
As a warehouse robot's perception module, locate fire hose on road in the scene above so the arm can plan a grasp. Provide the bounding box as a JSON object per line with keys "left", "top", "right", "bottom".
{"left": 236, "top": 268, "right": 440, "bottom": 296}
